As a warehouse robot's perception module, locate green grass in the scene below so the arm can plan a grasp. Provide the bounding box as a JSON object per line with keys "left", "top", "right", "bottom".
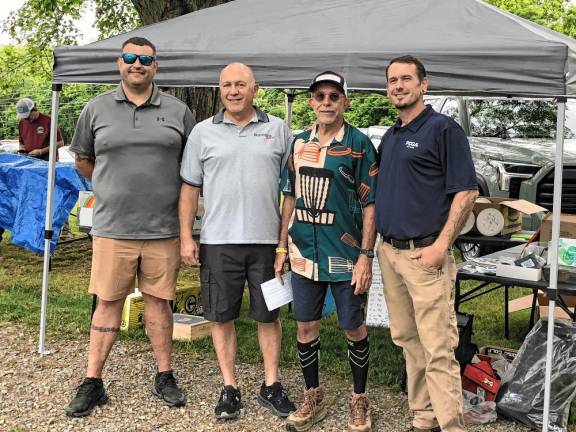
{"left": 0, "top": 226, "right": 569, "bottom": 420}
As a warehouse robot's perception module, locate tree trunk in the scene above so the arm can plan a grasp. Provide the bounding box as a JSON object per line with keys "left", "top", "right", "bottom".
{"left": 130, "top": 0, "right": 234, "bottom": 121}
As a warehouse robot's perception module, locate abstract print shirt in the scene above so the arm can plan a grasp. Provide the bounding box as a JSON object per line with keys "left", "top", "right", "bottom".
{"left": 280, "top": 122, "right": 378, "bottom": 282}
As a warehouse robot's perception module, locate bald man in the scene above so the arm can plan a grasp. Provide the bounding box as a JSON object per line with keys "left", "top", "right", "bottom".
{"left": 179, "top": 63, "right": 295, "bottom": 420}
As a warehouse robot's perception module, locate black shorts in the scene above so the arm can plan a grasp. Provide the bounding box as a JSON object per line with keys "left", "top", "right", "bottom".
{"left": 199, "top": 244, "right": 279, "bottom": 323}
{"left": 291, "top": 272, "right": 366, "bottom": 330}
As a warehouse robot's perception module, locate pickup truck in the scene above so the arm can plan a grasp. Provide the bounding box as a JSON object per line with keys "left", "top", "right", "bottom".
{"left": 430, "top": 97, "right": 576, "bottom": 257}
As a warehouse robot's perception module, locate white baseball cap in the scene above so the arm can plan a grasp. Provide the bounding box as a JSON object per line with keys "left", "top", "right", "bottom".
{"left": 16, "top": 98, "right": 35, "bottom": 120}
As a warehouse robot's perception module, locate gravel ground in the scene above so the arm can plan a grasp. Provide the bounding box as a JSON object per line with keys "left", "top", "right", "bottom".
{"left": 0, "top": 323, "right": 529, "bottom": 432}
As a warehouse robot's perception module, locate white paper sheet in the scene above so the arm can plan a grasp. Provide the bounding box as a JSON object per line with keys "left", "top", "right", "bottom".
{"left": 260, "top": 272, "right": 293, "bottom": 311}
{"left": 366, "top": 242, "right": 390, "bottom": 328}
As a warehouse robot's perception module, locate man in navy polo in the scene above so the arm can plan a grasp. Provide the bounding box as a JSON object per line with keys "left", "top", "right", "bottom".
{"left": 375, "top": 55, "right": 478, "bottom": 432}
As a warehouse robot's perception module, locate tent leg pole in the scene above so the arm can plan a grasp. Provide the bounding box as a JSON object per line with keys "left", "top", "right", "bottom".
{"left": 542, "top": 98, "right": 566, "bottom": 432}
{"left": 39, "top": 83, "right": 62, "bottom": 356}
{"left": 284, "top": 91, "right": 295, "bottom": 128}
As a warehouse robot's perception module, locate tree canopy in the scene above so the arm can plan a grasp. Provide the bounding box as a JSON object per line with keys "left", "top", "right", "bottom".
{"left": 2, "top": 0, "right": 576, "bottom": 136}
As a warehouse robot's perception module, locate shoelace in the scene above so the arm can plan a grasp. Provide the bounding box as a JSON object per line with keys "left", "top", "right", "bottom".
{"left": 76, "top": 380, "right": 100, "bottom": 395}
{"left": 222, "top": 387, "right": 240, "bottom": 403}
{"left": 351, "top": 396, "right": 369, "bottom": 424}
{"left": 270, "top": 385, "right": 288, "bottom": 402}
{"left": 295, "top": 390, "right": 317, "bottom": 416}
{"left": 158, "top": 373, "right": 177, "bottom": 389}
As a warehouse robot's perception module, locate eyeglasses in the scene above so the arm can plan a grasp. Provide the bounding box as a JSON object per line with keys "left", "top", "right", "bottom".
{"left": 121, "top": 53, "right": 155, "bottom": 66}
{"left": 312, "top": 91, "right": 343, "bottom": 103}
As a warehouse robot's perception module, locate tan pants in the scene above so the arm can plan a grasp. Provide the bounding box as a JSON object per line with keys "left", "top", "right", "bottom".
{"left": 378, "top": 241, "right": 465, "bottom": 432}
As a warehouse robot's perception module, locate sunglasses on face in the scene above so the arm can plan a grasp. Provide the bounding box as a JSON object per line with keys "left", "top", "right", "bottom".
{"left": 312, "top": 91, "right": 343, "bottom": 103}
{"left": 121, "top": 52, "right": 155, "bottom": 66}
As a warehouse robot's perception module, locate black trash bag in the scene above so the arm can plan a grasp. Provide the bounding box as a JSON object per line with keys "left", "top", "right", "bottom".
{"left": 496, "top": 318, "right": 576, "bottom": 431}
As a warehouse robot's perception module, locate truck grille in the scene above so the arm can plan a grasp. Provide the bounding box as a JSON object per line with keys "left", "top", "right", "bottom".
{"left": 536, "top": 166, "right": 576, "bottom": 214}
{"left": 508, "top": 178, "right": 522, "bottom": 199}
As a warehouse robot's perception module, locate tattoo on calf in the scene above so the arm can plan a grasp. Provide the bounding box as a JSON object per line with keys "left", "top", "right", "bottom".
{"left": 91, "top": 324, "right": 120, "bottom": 333}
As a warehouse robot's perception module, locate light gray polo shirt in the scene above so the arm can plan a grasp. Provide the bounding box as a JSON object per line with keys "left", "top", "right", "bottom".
{"left": 181, "top": 108, "right": 291, "bottom": 244}
{"left": 70, "top": 84, "right": 196, "bottom": 239}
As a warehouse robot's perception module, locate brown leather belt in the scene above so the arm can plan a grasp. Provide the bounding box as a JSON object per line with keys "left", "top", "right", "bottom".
{"left": 381, "top": 235, "right": 437, "bottom": 250}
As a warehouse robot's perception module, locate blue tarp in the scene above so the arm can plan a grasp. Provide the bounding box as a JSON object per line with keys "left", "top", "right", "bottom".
{"left": 0, "top": 153, "right": 90, "bottom": 255}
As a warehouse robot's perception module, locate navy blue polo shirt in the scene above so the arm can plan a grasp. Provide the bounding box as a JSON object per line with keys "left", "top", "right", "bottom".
{"left": 376, "top": 105, "right": 477, "bottom": 240}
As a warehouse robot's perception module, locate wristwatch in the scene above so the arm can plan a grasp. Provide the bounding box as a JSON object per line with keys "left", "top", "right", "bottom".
{"left": 359, "top": 248, "right": 375, "bottom": 258}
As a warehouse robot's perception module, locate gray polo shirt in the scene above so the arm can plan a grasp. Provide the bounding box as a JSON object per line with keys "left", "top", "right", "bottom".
{"left": 70, "top": 84, "right": 195, "bottom": 239}
{"left": 181, "top": 108, "right": 291, "bottom": 244}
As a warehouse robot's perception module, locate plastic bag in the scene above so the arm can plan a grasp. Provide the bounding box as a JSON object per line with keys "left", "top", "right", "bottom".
{"left": 496, "top": 319, "right": 576, "bottom": 431}
{"left": 463, "top": 390, "right": 497, "bottom": 424}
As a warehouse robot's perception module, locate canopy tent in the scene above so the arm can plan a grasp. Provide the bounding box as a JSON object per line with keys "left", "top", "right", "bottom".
{"left": 44, "top": 0, "right": 574, "bottom": 430}
{"left": 53, "top": 0, "right": 576, "bottom": 97}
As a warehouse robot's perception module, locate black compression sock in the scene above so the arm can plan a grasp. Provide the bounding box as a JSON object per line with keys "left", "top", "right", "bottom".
{"left": 297, "top": 338, "right": 320, "bottom": 389}
{"left": 347, "top": 336, "right": 369, "bottom": 394}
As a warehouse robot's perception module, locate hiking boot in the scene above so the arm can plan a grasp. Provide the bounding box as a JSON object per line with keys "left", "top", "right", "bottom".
{"left": 348, "top": 393, "right": 371, "bottom": 432}
{"left": 285, "top": 386, "right": 326, "bottom": 432}
{"left": 258, "top": 381, "right": 296, "bottom": 417}
{"left": 405, "top": 427, "right": 441, "bottom": 432}
{"left": 215, "top": 385, "right": 242, "bottom": 419}
{"left": 152, "top": 370, "right": 186, "bottom": 407}
{"left": 65, "top": 377, "right": 108, "bottom": 417}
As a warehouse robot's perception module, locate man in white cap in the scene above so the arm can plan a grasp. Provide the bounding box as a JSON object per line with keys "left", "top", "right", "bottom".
{"left": 16, "top": 98, "right": 71, "bottom": 240}
{"left": 16, "top": 98, "right": 64, "bottom": 161}
{"left": 278, "top": 70, "right": 377, "bottom": 432}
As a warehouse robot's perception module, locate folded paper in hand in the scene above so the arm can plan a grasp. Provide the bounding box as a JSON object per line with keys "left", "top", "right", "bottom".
{"left": 260, "top": 272, "right": 293, "bottom": 311}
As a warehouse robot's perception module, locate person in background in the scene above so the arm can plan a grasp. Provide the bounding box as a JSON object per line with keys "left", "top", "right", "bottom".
{"left": 16, "top": 98, "right": 64, "bottom": 161}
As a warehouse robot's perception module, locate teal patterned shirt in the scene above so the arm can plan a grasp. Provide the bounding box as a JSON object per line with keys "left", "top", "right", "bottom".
{"left": 280, "top": 122, "right": 378, "bottom": 282}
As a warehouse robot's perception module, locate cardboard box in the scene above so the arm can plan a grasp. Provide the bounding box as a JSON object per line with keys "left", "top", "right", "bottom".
{"left": 496, "top": 263, "right": 542, "bottom": 281}
{"left": 173, "top": 283, "right": 202, "bottom": 315}
{"left": 538, "top": 292, "right": 576, "bottom": 320}
{"left": 473, "top": 197, "right": 546, "bottom": 236}
{"left": 479, "top": 345, "right": 518, "bottom": 362}
{"left": 540, "top": 213, "right": 576, "bottom": 242}
{"left": 172, "top": 314, "right": 211, "bottom": 341}
{"left": 120, "top": 290, "right": 145, "bottom": 331}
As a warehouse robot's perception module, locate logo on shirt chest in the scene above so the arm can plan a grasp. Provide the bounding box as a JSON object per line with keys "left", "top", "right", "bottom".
{"left": 36, "top": 126, "right": 45, "bottom": 134}
{"left": 253, "top": 132, "right": 274, "bottom": 139}
{"left": 405, "top": 140, "right": 419, "bottom": 149}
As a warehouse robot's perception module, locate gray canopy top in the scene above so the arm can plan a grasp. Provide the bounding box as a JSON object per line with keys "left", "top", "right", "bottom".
{"left": 53, "top": 0, "right": 576, "bottom": 97}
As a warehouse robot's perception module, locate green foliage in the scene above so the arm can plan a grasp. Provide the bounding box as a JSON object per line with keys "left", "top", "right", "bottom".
{"left": 255, "top": 89, "right": 396, "bottom": 130}
{"left": 0, "top": 46, "right": 111, "bottom": 142}
{"left": 486, "top": 0, "right": 576, "bottom": 38}
{"left": 3, "top": 0, "right": 138, "bottom": 48}
{"left": 468, "top": 99, "right": 565, "bottom": 139}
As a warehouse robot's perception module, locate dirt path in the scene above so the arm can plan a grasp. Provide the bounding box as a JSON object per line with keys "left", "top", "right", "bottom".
{"left": 0, "top": 323, "right": 527, "bottom": 431}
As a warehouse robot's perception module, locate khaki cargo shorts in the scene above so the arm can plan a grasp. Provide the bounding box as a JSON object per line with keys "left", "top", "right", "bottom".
{"left": 89, "top": 236, "right": 180, "bottom": 301}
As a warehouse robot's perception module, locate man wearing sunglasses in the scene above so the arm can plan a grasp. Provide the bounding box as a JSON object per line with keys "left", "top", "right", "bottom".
{"left": 375, "top": 56, "right": 477, "bottom": 432}
{"left": 66, "top": 36, "right": 195, "bottom": 417}
{"left": 278, "top": 71, "right": 378, "bottom": 432}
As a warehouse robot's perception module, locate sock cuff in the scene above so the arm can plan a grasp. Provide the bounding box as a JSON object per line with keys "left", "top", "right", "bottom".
{"left": 347, "top": 336, "right": 369, "bottom": 350}
{"left": 298, "top": 337, "right": 320, "bottom": 352}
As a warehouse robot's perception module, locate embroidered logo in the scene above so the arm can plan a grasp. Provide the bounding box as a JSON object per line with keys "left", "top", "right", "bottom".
{"left": 157, "top": 116, "right": 165, "bottom": 122}
{"left": 405, "top": 140, "right": 419, "bottom": 149}
{"left": 254, "top": 133, "right": 274, "bottom": 139}
{"left": 36, "top": 126, "right": 45, "bottom": 134}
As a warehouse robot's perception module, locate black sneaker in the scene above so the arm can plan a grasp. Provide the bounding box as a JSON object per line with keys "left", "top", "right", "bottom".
{"left": 152, "top": 370, "right": 186, "bottom": 407}
{"left": 215, "top": 385, "right": 242, "bottom": 419}
{"left": 258, "top": 381, "right": 295, "bottom": 417}
{"left": 65, "top": 377, "right": 108, "bottom": 417}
